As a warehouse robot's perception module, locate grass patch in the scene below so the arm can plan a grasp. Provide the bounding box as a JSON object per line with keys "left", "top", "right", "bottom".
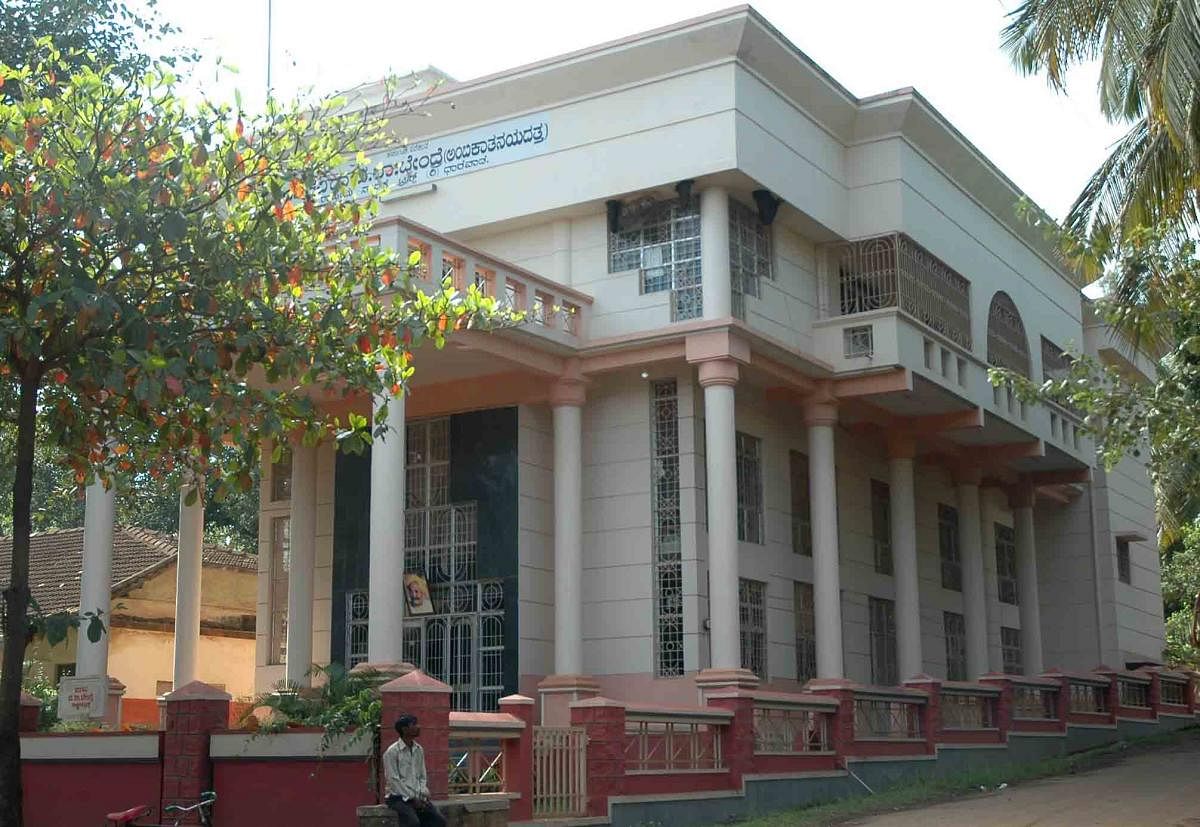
{"left": 731, "top": 726, "right": 1199, "bottom": 827}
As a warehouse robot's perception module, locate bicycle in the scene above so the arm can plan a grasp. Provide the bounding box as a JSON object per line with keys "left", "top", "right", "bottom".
{"left": 105, "top": 791, "right": 216, "bottom": 826}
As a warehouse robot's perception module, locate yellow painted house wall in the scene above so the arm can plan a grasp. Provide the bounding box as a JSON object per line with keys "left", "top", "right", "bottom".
{"left": 22, "top": 560, "right": 256, "bottom": 701}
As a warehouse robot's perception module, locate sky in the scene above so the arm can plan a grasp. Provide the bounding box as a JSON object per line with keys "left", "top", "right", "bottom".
{"left": 145, "top": 0, "right": 1129, "bottom": 223}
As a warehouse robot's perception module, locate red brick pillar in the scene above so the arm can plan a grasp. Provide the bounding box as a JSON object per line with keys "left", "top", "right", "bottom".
{"left": 904, "top": 676, "right": 940, "bottom": 749}
{"left": 499, "top": 694, "right": 535, "bottom": 822}
{"left": 1093, "top": 666, "right": 1119, "bottom": 717}
{"left": 380, "top": 671, "right": 452, "bottom": 802}
{"left": 705, "top": 690, "right": 756, "bottom": 788}
{"left": 19, "top": 691, "right": 42, "bottom": 732}
{"left": 161, "top": 681, "right": 230, "bottom": 823}
{"left": 807, "top": 679, "right": 858, "bottom": 756}
{"left": 1041, "top": 670, "right": 1071, "bottom": 722}
{"left": 570, "top": 697, "right": 626, "bottom": 818}
{"left": 1142, "top": 669, "right": 1162, "bottom": 719}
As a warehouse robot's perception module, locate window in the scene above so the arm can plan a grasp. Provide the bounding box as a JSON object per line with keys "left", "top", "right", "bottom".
{"left": 790, "top": 451, "right": 812, "bottom": 556}
{"left": 739, "top": 578, "right": 767, "bottom": 678}
{"left": 938, "top": 504, "right": 962, "bottom": 591}
{"left": 270, "top": 447, "right": 292, "bottom": 502}
{"left": 735, "top": 432, "right": 764, "bottom": 544}
{"left": 1116, "top": 538, "right": 1132, "bottom": 584}
{"left": 504, "top": 279, "right": 526, "bottom": 311}
{"left": 944, "top": 612, "right": 967, "bottom": 681}
{"left": 871, "top": 480, "right": 892, "bottom": 575}
{"left": 406, "top": 419, "right": 450, "bottom": 509}
{"left": 441, "top": 253, "right": 465, "bottom": 289}
{"left": 608, "top": 197, "right": 702, "bottom": 321}
{"left": 1001, "top": 626, "right": 1023, "bottom": 675}
{"left": 650, "top": 380, "right": 684, "bottom": 677}
{"left": 869, "top": 597, "right": 898, "bottom": 686}
{"left": 155, "top": 680, "right": 173, "bottom": 697}
{"left": 995, "top": 523, "right": 1018, "bottom": 605}
{"left": 406, "top": 237, "right": 431, "bottom": 279}
{"left": 268, "top": 516, "right": 290, "bottom": 665}
{"left": 472, "top": 265, "right": 495, "bottom": 297}
{"left": 345, "top": 590, "right": 370, "bottom": 669}
{"left": 728, "top": 197, "right": 771, "bottom": 319}
{"left": 54, "top": 663, "right": 76, "bottom": 683}
{"left": 794, "top": 582, "right": 816, "bottom": 683}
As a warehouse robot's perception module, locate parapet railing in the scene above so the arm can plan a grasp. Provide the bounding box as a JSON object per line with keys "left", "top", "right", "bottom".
{"left": 622, "top": 705, "right": 730, "bottom": 772}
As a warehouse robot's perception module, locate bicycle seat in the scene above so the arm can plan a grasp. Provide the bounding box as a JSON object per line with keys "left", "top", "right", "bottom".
{"left": 106, "top": 805, "right": 151, "bottom": 824}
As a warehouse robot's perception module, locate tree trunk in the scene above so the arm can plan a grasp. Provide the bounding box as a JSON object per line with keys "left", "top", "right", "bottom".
{"left": 0, "top": 372, "right": 40, "bottom": 827}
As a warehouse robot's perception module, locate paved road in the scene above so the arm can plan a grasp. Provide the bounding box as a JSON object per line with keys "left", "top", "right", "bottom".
{"left": 848, "top": 736, "right": 1200, "bottom": 827}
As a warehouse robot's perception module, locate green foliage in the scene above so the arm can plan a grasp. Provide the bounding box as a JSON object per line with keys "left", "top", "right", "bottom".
{"left": 19, "top": 662, "right": 58, "bottom": 730}
{"left": 1161, "top": 521, "right": 1200, "bottom": 667}
{"left": 243, "top": 663, "right": 382, "bottom": 755}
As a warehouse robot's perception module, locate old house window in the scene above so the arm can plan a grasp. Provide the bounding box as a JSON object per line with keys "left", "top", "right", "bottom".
{"left": 794, "top": 581, "right": 816, "bottom": 683}
{"left": 869, "top": 597, "right": 898, "bottom": 686}
{"left": 729, "top": 197, "right": 772, "bottom": 318}
{"left": 736, "top": 432, "right": 764, "bottom": 544}
{"left": 790, "top": 451, "right": 812, "bottom": 556}
{"left": 871, "top": 480, "right": 892, "bottom": 575}
{"left": 268, "top": 517, "right": 290, "bottom": 665}
{"left": 939, "top": 504, "right": 962, "bottom": 591}
{"left": 1001, "top": 626, "right": 1023, "bottom": 675}
{"left": 608, "top": 197, "right": 702, "bottom": 320}
{"left": 650, "top": 380, "right": 684, "bottom": 677}
{"left": 944, "top": 611, "right": 967, "bottom": 681}
{"left": 996, "top": 523, "right": 1019, "bottom": 605}
{"left": 739, "top": 578, "right": 767, "bottom": 678}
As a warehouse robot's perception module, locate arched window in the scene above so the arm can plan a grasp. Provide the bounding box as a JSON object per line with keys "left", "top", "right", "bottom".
{"left": 986, "top": 292, "right": 1030, "bottom": 377}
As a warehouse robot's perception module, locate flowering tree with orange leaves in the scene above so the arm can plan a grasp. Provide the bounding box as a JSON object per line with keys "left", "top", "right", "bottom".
{"left": 0, "top": 43, "right": 509, "bottom": 826}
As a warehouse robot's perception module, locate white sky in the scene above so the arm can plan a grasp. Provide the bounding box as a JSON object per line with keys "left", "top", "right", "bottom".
{"left": 148, "top": 0, "right": 1128, "bottom": 222}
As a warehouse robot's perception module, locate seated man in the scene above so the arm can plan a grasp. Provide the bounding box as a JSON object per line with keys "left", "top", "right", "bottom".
{"left": 383, "top": 714, "right": 446, "bottom": 827}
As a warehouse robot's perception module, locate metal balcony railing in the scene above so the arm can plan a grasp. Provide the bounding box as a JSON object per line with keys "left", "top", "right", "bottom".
{"left": 833, "top": 233, "right": 972, "bottom": 350}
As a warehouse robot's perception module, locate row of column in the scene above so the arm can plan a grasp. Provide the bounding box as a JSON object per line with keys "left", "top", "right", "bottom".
{"left": 697, "top": 369, "right": 1044, "bottom": 681}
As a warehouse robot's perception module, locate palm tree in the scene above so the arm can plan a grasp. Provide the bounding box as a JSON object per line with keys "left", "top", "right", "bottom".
{"left": 1003, "top": 0, "right": 1200, "bottom": 246}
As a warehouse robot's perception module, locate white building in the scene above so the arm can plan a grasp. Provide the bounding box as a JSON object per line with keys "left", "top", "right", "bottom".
{"left": 243, "top": 7, "right": 1162, "bottom": 712}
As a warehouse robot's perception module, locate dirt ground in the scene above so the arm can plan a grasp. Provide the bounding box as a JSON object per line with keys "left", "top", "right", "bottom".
{"left": 846, "top": 736, "right": 1200, "bottom": 827}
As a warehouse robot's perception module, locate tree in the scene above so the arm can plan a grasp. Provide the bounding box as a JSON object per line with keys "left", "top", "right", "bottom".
{"left": 1161, "top": 520, "right": 1200, "bottom": 667}
{"left": 0, "top": 44, "right": 510, "bottom": 826}
{"left": 1003, "top": 0, "right": 1200, "bottom": 249}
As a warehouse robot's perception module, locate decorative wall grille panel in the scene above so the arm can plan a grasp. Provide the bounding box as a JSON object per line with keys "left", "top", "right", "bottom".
{"left": 941, "top": 691, "right": 996, "bottom": 729}
{"left": 1012, "top": 685, "right": 1057, "bottom": 719}
{"left": 739, "top": 578, "right": 767, "bottom": 678}
{"left": 1069, "top": 683, "right": 1109, "bottom": 714}
{"left": 1160, "top": 680, "right": 1187, "bottom": 707}
{"left": 753, "top": 706, "right": 831, "bottom": 753}
{"left": 1119, "top": 679, "right": 1150, "bottom": 708}
{"left": 834, "top": 234, "right": 971, "bottom": 349}
{"left": 448, "top": 738, "right": 505, "bottom": 795}
{"left": 608, "top": 197, "right": 702, "bottom": 321}
{"left": 345, "top": 590, "right": 369, "bottom": 669}
{"left": 854, "top": 698, "right": 924, "bottom": 739}
{"left": 650, "top": 380, "right": 685, "bottom": 677}
{"left": 532, "top": 726, "right": 587, "bottom": 818}
{"left": 624, "top": 718, "right": 724, "bottom": 771}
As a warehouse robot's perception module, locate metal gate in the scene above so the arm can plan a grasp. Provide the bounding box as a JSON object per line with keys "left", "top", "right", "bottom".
{"left": 532, "top": 726, "right": 587, "bottom": 818}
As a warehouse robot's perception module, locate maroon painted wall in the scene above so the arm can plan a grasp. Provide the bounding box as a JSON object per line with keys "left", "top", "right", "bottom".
{"left": 211, "top": 758, "right": 375, "bottom": 827}
{"left": 23, "top": 761, "right": 162, "bottom": 827}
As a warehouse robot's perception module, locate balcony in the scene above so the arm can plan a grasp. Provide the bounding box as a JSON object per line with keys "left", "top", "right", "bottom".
{"left": 371, "top": 216, "right": 593, "bottom": 349}
{"left": 832, "top": 233, "right": 972, "bottom": 350}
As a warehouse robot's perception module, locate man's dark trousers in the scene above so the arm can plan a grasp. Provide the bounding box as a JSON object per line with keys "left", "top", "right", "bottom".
{"left": 385, "top": 795, "right": 447, "bottom": 827}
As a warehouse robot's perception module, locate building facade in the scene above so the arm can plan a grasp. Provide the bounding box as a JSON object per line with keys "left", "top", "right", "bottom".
{"left": 248, "top": 8, "right": 1163, "bottom": 710}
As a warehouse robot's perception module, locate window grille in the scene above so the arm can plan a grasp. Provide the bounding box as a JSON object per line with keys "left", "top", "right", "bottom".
{"left": 442, "top": 253, "right": 465, "bottom": 289}
{"left": 1013, "top": 686, "right": 1057, "bottom": 719}
{"left": 794, "top": 581, "right": 816, "bottom": 683}
{"left": 271, "top": 447, "right": 292, "bottom": 502}
{"left": 753, "top": 706, "right": 831, "bottom": 753}
{"left": 986, "top": 292, "right": 1030, "bottom": 377}
{"left": 790, "top": 451, "right": 812, "bottom": 556}
{"left": 406, "top": 418, "right": 450, "bottom": 510}
{"left": 938, "top": 504, "right": 962, "bottom": 591}
{"left": 1116, "top": 538, "right": 1132, "bottom": 584}
{"left": 1160, "top": 680, "right": 1187, "bottom": 707}
{"left": 1041, "top": 337, "right": 1072, "bottom": 382}
{"left": 650, "top": 380, "right": 684, "bottom": 677}
{"left": 735, "top": 432, "right": 764, "bottom": 544}
{"left": 843, "top": 325, "right": 875, "bottom": 358}
{"left": 871, "top": 480, "right": 892, "bottom": 575}
{"left": 941, "top": 691, "right": 996, "bottom": 728}
{"left": 869, "top": 597, "right": 898, "bottom": 686}
{"left": 995, "top": 523, "right": 1019, "bottom": 605}
{"left": 944, "top": 611, "right": 967, "bottom": 681}
{"left": 407, "top": 237, "right": 432, "bottom": 279}
{"left": 269, "top": 516, "right": 290, "bottom": 665}
{"left": 1001, "top": 626, "right": 1023, "bottom": 675}
{"left": 729, "top": 198, "right": 771, "bottom": 319}
{"left": 345, "top": 590, "right": 370, "bottom": 669}
{"left": 739, "top": 578, "right": 767, "bottom": 678}
{"left": 1118, "top": 679, "right": 1150, "bottom": 708}
{"left": 854, "top": 697, "right": 923, "bottom": 738}
{"left": 608, "top": 197, "right": 702, "bottom": 320}
{"left": 1069, "top": 683, "right": 1109, "bottom": 714}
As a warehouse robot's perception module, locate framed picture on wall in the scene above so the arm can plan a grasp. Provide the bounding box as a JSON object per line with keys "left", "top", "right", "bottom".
{"left": 404, "top": 573, "right": 434, "bottom": 616}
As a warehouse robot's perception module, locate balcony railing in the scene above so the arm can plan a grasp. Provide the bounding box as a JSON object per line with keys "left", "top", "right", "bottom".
{"left": 833, "top": 233, "right": 972, "bottom": 350}
{"left": 372, "top": 216, "right": 592, "bottom": 344}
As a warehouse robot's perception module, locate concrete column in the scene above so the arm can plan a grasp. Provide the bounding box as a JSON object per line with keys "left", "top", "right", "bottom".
{"left": 699, "top": 186, "right": 731, "bottom": 320}
{"left": 806, "top": 390, "right": 843, "bottom": 679}
{"left": 368, "top": 389, "right": 407, "bottom": 665}
{"left": 956, "top": 470, "right": 989, "bottom": 678}
{"left": 888, "top": 436, "right": 922, "bottom": 680}
{"left": 1012, "top": 481, "right": 1044, "bottom": 675}
{"left": 286, "top": 442, "right": 318, "bottom": 687}
{"left": 76, "top": 480, "right": 115, "bottom": 677}
{"left": 173, "top": 481, "right": 204, "bottom": 688}
{"left": 551, "top": 379, "right": 586, "bottom": 676}
{"left": 700, "top": 359, "right": 740, "bottom": 670}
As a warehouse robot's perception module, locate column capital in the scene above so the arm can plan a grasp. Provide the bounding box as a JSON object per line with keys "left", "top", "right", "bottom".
{"left": 802, "top": 381, "right": 838, "bottom": 427}
{"left": 887, "top": 433, "right": 916, "bottom": 460}
{"left": 1008, "top": 478, "right": 1036, "bottom": 509}
{"left": 952, "top": 465, "right": 983, "bottom": 487}
{"left": 697, "top": 358, "right": 739, "bottom": 388}
{"left": 549, "top": 376, "right": 587, "bottom": 407}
